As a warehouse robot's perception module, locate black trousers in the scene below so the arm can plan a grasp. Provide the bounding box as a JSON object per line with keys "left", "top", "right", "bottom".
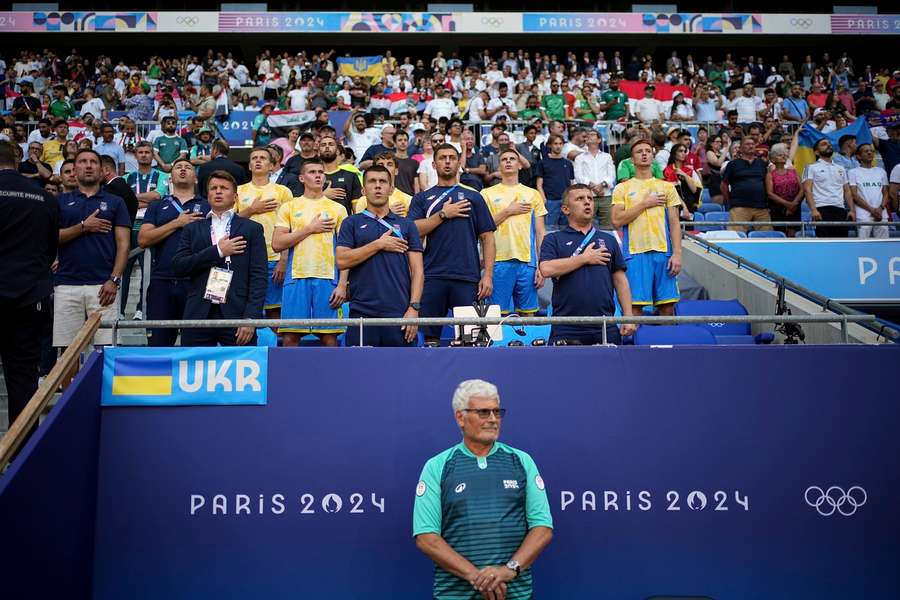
{"left": 146, "top": 279, "right": 189, "bottom": 347}
{"left": 0, "top": 298, "right": 44, "bottom": 428}
{"left": 816, "top": 206, "right": 849, "bottom": 238}
{"left": 180, "top": 305, "right": 257, "bottom": 347}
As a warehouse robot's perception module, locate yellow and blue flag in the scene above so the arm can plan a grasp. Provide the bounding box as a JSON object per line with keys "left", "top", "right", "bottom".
{"left": 795, "top": 119, "right": 872, "bottom": 178}
{"left": 336, "top": 56, "right": 385, "bottom": 82}
{"left": 111, "top": 356, "right": 172, "bottom": 396}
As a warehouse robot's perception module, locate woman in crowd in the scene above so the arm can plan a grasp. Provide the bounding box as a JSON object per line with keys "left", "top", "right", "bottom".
{"left": 664, "top": 143, "right": 702, "bottom": 219}
{"left": 705, "top": 135, "right": 726, "bottom": 205}
{"left": 669, "top": 91, "right": 695, "bottom": 121}
{"left": 765, "top": 143, "right": 804, "bottom": 237}
{"left": 416, "top": 133, "right": 439, "bottom": 191}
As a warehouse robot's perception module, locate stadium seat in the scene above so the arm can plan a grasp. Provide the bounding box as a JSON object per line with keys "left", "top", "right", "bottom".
{"left": 633, "top": 325, "right": 717, "bottom": 345}
{"left": 697, "top": 202, "right": 724, "bottom": 214}
{"left": 675, "top": 299, "right": 774, "bottom": 344}
{"left": 700, "top": 187, "right": 711, "bottom": 206}
{"left": 701, "top": 230, "right": 745, "bottom": 240}
{"left": 695, "top": 210, "right": 730, "bottom": 232}
{"left": 748, "top": 230, "right": 786, "bottom": 238}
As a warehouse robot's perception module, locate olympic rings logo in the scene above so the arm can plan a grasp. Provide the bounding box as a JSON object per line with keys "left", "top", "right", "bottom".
{"left": 176, "top": 16, "right": 199, "bottom": 26}
{"left": 804, "top": 485, "right": 867, "bottom": 516}
{"left": 480, "top": 16, "right": 504, "bottom": 27}
{"left": 790, "top": 18, "right": 813, "bottom": 28}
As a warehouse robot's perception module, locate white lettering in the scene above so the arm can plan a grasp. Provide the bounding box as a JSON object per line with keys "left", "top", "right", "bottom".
{"left": 178, "top": 360, "right": 203, "bottom": 392}
{"left": 859, "top": 257, "right": 877, "bottom": 285}
{"left": 603, "top": 490, "right": 619, "bottom": 511}
{"left": 561, "top": 491, "right": 574, "bottom": 511}
{"left": 271, "top": 494, "right": 285, "bottom": 514}
{"left": 638, "top": 490, "right": 652, "bottom": 511}
{"left": 206, "top": 360, "right": 233, "bottom": 392}
{"left": 235, "top": 494, "right": 250, "bottom": 515}
{"left": 236, "top": 360, "right": 262, "bottom": 392}
{"left": 213, "top": 494, "right": 227, "bottom": 515}
{"left": 889, "top": 257, "right": 899, "bottom": 285}
{"left": 582, "top": 491, "right": 596, "bottom": 511}
{"left": 190, "top": 494, "right": 205, "bottom": 515}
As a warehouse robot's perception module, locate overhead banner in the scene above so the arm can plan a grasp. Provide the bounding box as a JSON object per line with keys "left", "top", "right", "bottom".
{"left": 101, "top": 346, "right": 268, "bottom": 406}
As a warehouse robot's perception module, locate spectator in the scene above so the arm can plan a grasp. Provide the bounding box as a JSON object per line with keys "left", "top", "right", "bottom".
{"left": 54, "top": 149, "right": 130, "bottom": 348}
{"left": 272, "top": 160, "right": 348, "bottom": 347}
{"left": 197, "top": 140, "right": 246, "bottom": 194}
{"left": 486, "top": 83, "right": 518, "bottom": 121}
{"left": 20, "top": 141, "right": 52, "bottom": 184}
{"left": 359, "top": 125, "right": 397, "bottom": 170}
{"left": 236, "top": 147, "right": 293, "bottom": 323}
{"left": 354, "top": 153, "right": 413, "bottom": 217}
{"left": 138, "top": 158, "right": 208, "bottom": 346}
{"left": 408, "top": 144, "right": 496, "bottom": 345}
{"left": 598, "top": 75, "right": 630, "bottom": 121}
{"left": 0, "top": 140, "right": 58, "bottom": 430}
{"left": 94, "top": 122, "right": 126, "bottom": 176}
{"left": 611, "top": 140, "right": 682, "bottom": 317}
{"left": 343, "top": 109, "right": 377, "bottom": 162}
{"left": 663, "top": 144, "right": 702, "bottom": 219}
{"left": 535, "top": 134, "right": 575, "bottom": 229}
{"left": 669, "top": 91, "right": 695, "bottom": 121}
{"left": 540, "top": 184, "right": 634, "bottom": 345}
{"left": 721, "top": 137, "right": 772, "bottom": 233}
{"left": 873, "top": 126, "right": 900, "bottom": 178}
{"left": 417, "top": 133, "right": 441, "bottom": 191}
{"left": 833, "top": 134, "right": 860, "bottom": 171}
{"left": 12, "top": 82, "right": 41, "bottom": 121}
{"left": 848, "top": 143, "right": 890, "bottom": 239}
{"left": 541, "top": 80, "right": 566, "bottom": 121}
{"left": 765, "top": 144, "right": 803, "bottom": 237}
{"left": 634, "top": 84, "right": 662, "bottom": 124}
{"left": 482, "top": 148, "right": 547, "bottom": 316}
{"left": 460, "top": 129, "right": 487, "bottom": 192}
{"left": 731, "top": 84, "right": 762, "bottom": 124}
{"left": 336, "top": 165, "right": 424, "bottom": 347}
{"left": 173, "top": 170, "right": 266, "bottom": 346}
{"left": 391, "top": 129, "right": 420, "bottom": 196}
{"left": 573, "top": 129, "right": 616, "bottom": 227}
{"left": 803, "top": 138, "right": 854, "bottom": 238}
{"left": 152, "top": 116, "right": 188, "bottom": 173}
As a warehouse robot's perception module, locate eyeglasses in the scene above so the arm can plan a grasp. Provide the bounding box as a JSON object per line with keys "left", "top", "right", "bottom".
{"left": 463, "top": 408, "right": 506, "bottom": 419}
{"left": 432, "top": 138, "right": 445, "bottom": 143}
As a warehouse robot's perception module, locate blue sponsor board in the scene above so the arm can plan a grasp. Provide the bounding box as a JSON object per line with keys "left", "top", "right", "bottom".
{"left": 716, "top": 239, "right": 900, "bottom": 302}
{"left": 101, "top": 347, "right": 268, "bottom": 406}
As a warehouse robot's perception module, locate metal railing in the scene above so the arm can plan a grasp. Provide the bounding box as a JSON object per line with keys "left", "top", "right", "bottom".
{"left": 102, "top": 313, "right": 892, "bottom": 346}
{"left": 683, "top": 220, "right": 897, "bottom": 236}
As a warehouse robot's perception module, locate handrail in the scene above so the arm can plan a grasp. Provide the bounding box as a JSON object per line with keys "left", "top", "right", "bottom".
{"left": 0, "top": 312, "right": 102, "bottom": 473}
{"left": 684, "top": 221, "right": 894, "bottom": 227}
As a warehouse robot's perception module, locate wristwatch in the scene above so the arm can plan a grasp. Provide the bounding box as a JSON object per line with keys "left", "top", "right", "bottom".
{"left": 109, "top": 276, "right": 122, "bottom": 287}
{"left": 409, "top": 302, "right": 421, "bottom": 311}
{"left": 505, "top": 560, "right": 520, "bottom": 578}
{"left": 438, "top": 210, "right": 448, "bottom": 220}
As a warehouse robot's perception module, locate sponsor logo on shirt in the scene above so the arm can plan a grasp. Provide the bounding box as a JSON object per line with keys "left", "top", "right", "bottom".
{"left": 416, "top": 481, "right": 427, "bottom": 497}
{"left": 455, "top": 483, "right": 467, "bottom": 494}
{"left": 504, "top": 479, "right": 519, "bottom": 490}
{"left": 360, "top": 223, "right": 368, "bottom": 229}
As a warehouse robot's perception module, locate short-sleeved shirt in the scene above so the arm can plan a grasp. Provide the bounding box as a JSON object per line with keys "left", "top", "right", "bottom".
{"left": 407, "top": 184, "right": 496, "bottom": 282}
{"left": 56, "top": 189, "right": 131, "bottom": 285}
{"left": 237, "top": 181, "right": 293, "bottom": 261}
{"left": 534, "top": 157, "right": 574, "bottom": 200}
{"left": 275, "top": 195, "right": 347, "bottom": 281}
{"left": 482, "top": 183, "right": 547, "bottom": 265}
{"left": 782, "top": 97, "right": 809, "bottom": 120}
{"left": 721, "top": 158, "right": 768, "bottom": 209}
{"left": 152, "top": 134, "right": 188, "bottom": 165}
{"left": 540, "top": 227, "right": 626, "bottom": 339}
{"left": 142, "top": 195, "right": 209, "bottom": 280}
{"left": 848, "top": 166, "right": 888, "bottom": 217}
{"left": 611, "top": 177, "right": 681, "bottom": 257}
{"left": 125, "top": 169, "right": 170, "bottom": 220}
{"left": 541, "top": 94, "right": 566, "bottom": 120}
{"left": 615, "top": 159, "right": 664, "bottom": 182}
{"left": 336, "top": 211, "right": 422, "bottom": 317}
{"left": 325, "top": 167, "right": 363, "bottom": 216}
{"left": 600, "top": 89, "right": 629, "bottom": 120}
{"left": 413, "top": 441, "right": 553, "bottom": 600}
{"left": 461, "top": 153, "right": 485, "bottom": 191}
{"left": 353, "top": 189, "right": 412, "bottom": 216}
{"left": 802, "top": 159, "right": 848, "bottom": 209}
{"left": 94, "top": 140, "right": 126, "bottom": 170}
{"left": 394, "top": 157, "right": 419, "bottom": 196}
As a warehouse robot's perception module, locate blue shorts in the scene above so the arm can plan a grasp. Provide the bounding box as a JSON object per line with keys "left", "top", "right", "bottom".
{"left": 626, "top": 251, "right": 679, "bottom": 306}
{"left": 280, "top": 278, "right": 344, "bottom": 334}
{"left": 264, "top": 260, "right": 283, "bottom": 310}
{"left": 491, "top": 261, "right": 538, "bottom": 314}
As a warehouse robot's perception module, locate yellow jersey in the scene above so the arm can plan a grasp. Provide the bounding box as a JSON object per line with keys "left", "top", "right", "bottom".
{"left": 275, "top": 195, "right": 347, "bottom": 280}
{"left": 237, "top": 181, "right": 293, "bottom": 262}
{"left": 611, "top": 177, "right": 681, "bottom": 257}
{"left": 353, "top": 189, "right": 413, "bottom": 217}
{"left": 481, "top": 183, "right": 547, "bottom": 265}
{"left": 41, "top": 139, "right": 65, "bottom": 169}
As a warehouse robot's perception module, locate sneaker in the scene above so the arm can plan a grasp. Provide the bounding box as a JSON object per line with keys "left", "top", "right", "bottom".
{"left": 133, "top": 310, "right": 144, "bottom": 320}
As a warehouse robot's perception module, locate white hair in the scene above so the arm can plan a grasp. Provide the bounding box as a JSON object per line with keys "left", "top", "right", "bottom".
{"left": 452, "top": 379, "right": 499, "bottom": 414}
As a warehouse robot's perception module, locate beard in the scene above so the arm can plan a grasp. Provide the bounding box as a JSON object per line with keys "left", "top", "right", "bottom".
{"left": 319, "top": 151, "right": 337, "bottom": 163}
{"left": 819, "top": 149, "right": 834, "bottom": 158}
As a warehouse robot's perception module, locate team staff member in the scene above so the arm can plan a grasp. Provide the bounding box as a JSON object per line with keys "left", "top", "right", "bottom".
{"left": 540, "top": 184, "right": 636, "bottom": 345}
{"left": 481, "top": 149, "right": 547, "bottom": 316}
{"left": 336, "top": 165, "right": 424, "bottom": 347}
{"left": 0, "top": 140, "right": 59, "bottom": 429}
{"left": 414, "top": 379, "right": 553, "bottom": 600}
{"left": 237, "top": 147, "right": 293, "bottom": 322}
{"left": 172, "top": 170, "right": 267, "bottom": 347}
{"left": 611, "top": 140, "right": 683, "bottom": 317}
{"left": 138, "top": 158, "right": 208, "bottom": 346}
{"left": 409, "top": 144, "right": 496, "bottom": 345}
{"left": 273, "top": 160, "right": 349, "bottom": 347}
{"left": 353, "top": 153, "right": 412, "bottom": 216}
{"left": 55, "top": 149, "right": 130, "bottom": 348}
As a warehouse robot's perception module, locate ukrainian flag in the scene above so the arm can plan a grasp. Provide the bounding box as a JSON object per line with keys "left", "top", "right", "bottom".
{"left": 336, "top": 56, "right": 385, "bottom": 82}
{"left": 794, "top": 119, "right": 873, "bottom": 179}
{"left": 111, "top": 356, "right": 172, "bottom": 396}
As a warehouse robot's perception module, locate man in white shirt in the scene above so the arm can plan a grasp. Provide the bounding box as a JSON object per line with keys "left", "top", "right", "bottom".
{"left": 890, "top": 163, "right": 900, "bottom": 216}
{"left": 634, "top": 84, "right": 662, "bottom": 124}
{"left": 467, "top": 90, "right": 490, "bottom": 123}
{"left": 562, "top": 127, "right": 588, "bottom": 162}
{"left": 802, "top": 139, "right": 854, "bottom": 238}
{"left": 342, "top": 109, "right": 377, "bottom": 164}
{"left": 731, "top": 84, "right": 762, "bottom": 124}
{"left": 486, "top": 83, "right": 518, "bottom": 122}
{"left": 287, "top": 81, "right": 308, "bottom": 111}
{"left": 848, "top": 144, "right": 890, "bottom": 239}
{"left": 79, "top": 88, "right": 106, "bottom": 120}
{"left": 424, "top": 88, "right": 459, "bottom": 121}
{"left": 573, "top": 129, "right": 616, "bottom": 227}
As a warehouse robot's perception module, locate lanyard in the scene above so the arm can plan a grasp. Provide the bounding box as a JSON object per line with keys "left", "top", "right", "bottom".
{"left": 211, "top": 214, "right": 233, "bottom": 266}
{"left": 135, "top": 171, "right": 158, "bottom": 194}
{"left": 169, "top": 196, "right": 186, "bottom": 214}
{"left": 425, "top": 185, "right": 459, "bottom": 218}
{"left": 362, "top": 210, "right": 404, "bottom": 240}
{"left": 572, "top": 228, "right": 597, "bottom": 257}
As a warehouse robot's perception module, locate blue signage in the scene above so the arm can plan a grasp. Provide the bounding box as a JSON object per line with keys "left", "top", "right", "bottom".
{"left": 716, "top": 239, "right": 900, "bottom": 302}
{"left": 101, "top": 347, "right": 268, "bottom": 406}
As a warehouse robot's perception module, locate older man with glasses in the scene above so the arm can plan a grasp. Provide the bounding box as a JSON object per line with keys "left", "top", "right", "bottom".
{"left": 414, "top": 379, "right": 553, "bottom": 600}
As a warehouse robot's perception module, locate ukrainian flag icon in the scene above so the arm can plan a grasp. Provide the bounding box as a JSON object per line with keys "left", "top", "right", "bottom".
{"left": 111, "top": 357, "right": 173, "bottom": 396}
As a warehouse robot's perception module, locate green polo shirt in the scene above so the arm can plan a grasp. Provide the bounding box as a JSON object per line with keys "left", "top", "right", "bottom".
{"left": 601, "top": 89, "right": 629, "bottom": 120}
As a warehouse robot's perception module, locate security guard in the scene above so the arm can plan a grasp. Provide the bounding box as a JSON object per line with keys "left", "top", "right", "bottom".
{"left": 0, "top": 140, "right": 59, "bottom": 429}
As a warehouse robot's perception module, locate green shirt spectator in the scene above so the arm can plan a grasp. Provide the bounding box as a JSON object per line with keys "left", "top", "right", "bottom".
{"left": 541, "top": 94, "right": 566, "bottom": 121}
{"left": 617, "top": 157, "right": 664, "bottom": 181}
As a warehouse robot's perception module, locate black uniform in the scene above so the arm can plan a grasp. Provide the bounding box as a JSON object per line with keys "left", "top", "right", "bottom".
{"left": 0, "top": 168, "right": 59, "bottom": 429}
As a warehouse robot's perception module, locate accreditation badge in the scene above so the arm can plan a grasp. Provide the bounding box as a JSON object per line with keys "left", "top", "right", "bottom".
{"left": 203, "top": 267, "right": 233, "bottom": 304}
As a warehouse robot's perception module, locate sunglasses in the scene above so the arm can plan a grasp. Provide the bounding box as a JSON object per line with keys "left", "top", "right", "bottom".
{"left": 463, "top": 408, "right": 506, "bottom": 419}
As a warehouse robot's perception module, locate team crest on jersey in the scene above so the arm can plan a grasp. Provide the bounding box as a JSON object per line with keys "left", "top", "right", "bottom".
{"left": 503, "top": 479, "right": 519, "bottom": 490}
{"left": 416, "top": 481, "right": 426, "bottom": 497}
{"left": 535, "top": 475, "right": 545, "bottom": 491}
{"left": 455, "top": 483, "right": 467, "bottom": 494}
{"left": 457, "top": 192, "right": 464, "bottom": 200}
{"left": 100, "top": 201, "right": 108, "bottom": 211}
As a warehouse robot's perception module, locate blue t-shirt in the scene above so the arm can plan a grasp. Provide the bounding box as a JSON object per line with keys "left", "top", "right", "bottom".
{"left": 878, "top": 138, "right": 900, "bottom": 178}
{"left": 539, "top": 227, "right": 625, "bottom": 338}
{"left": 408, "top": 184, "right": 496, "bottom": 282}
{"left": 56, "top": 190, "right": 132, "bottom": 286}
{"left": 336, "top": 211, "right": 423, "bottom": 317}
{"left": 783, "top": 97, "right": 809, "bottom": 121}
{"left": 534, "top": 157, "right": 575, "bottom": 200}
{"left": 142, "top": 195, "right": 210, "bottom": 280}
{"left": 94, "top": 141, "right": 126, "bottom": 170}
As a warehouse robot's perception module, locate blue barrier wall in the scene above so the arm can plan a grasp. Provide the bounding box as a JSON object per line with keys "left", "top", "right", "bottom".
{"left": 0, "top": 353, "right": 103, "bottom": 599}
{"left": 86, "top": 346, "right": 900, "bottom": 599}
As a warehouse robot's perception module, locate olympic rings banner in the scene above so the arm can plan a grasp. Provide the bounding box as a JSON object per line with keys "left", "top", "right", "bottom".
{"left": 0, "top": 11, "right": 895, "bottom": 34}
{"left": 5, "top": 346, "right": 897, "bottom": 598}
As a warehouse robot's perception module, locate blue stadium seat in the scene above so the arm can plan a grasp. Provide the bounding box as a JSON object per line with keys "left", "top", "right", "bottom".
{"left": 748, "top": 230, "right": 786, "bottom": 238}
{"left": 700, "top": 187, "right": 711, "bottom": 206}
{"left": 675, "top": 299, "right": 774, "bottom": 344}
{"left": 695, "top": 210, "right": 730, "bottom": 232}
{"left": 634, "top": 325, "right": 717, "bottom": 345}
{"left": 697, "top": 202, "right": 724, "bottom": 214}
